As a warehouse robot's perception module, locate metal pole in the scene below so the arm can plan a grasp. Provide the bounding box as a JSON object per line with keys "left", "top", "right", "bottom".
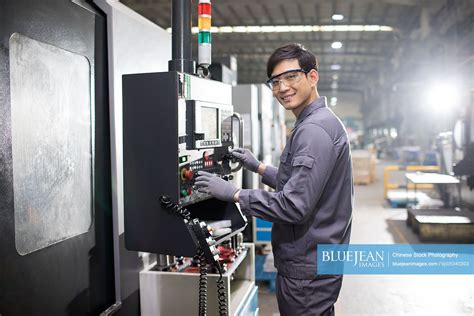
{"left": 169, "top": 0, "right": 195, "bottom": 73}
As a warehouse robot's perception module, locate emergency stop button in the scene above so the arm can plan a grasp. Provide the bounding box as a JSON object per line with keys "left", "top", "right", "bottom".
{"left": 184, "top": 169, "right": 193, "bottom": 180}
{"left": 181, "top": 168, "right": 193, "bottom": 181}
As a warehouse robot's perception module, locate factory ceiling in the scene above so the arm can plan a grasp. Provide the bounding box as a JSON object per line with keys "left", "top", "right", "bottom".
{"left": 121, "top": 0, "right": 474, "bottom": 97}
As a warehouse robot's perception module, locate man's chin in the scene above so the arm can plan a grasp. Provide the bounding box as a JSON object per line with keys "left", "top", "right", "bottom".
{"left": 281, "top": 102, "right": 295, "bottom": 110}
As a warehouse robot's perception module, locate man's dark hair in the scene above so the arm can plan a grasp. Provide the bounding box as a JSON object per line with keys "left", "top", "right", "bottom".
{"left": 267, "top": 43, "right": 319, "bottom": 78}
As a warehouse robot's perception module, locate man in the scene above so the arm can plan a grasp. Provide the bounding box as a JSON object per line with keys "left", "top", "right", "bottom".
{"left": 195, "top": 43, "right": 353, "bottom": 316}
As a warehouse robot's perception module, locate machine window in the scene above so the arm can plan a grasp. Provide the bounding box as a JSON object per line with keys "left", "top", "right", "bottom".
{"left": 10, "top": 33, "right": 93, "bottom": 255}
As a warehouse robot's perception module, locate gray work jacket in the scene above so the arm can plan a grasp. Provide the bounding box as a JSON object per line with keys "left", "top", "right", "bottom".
{"left": 239, "top": 96, "right": 353, "bottom": 279}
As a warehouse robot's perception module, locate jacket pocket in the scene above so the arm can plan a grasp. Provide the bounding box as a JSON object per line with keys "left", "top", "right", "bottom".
{"left": 292, "top": 155, "right": 315, "bottom": 168}
{"left": 278, "top": 151, "right": 292, "bottom": 188}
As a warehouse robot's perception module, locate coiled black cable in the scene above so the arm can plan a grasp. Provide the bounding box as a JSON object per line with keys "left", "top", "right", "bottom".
{"left": 161, "top": 195, "right": 228, "bottom": 315}
{"left": 160, "top": 196, "right": 191, "bottom": 221}
{"left": 197, "top": 249, "right": 208, "bottom": 316}
{"left": 216, "top": 269, "right": 228, "bottom": 316}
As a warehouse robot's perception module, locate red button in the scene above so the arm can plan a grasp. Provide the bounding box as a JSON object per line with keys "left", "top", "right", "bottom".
{"left": 203, "top": 151, "right": 209, "bottom": 161}
{"left": 185, "top": 170, "right": 193, "bottom": 180}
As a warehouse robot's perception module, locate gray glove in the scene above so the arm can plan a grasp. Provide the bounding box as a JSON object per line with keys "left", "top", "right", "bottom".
{"left": 231, "top": 148, "right": 260, "bottom": 173}
{"left": 195, "top": 171, "right": 240, "bottom": 202}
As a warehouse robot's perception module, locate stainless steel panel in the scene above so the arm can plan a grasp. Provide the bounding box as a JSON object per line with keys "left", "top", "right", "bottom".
{"left": 188, "top": 73, "right": 232, "bottom": 104}
{"left": 232, "top": 84, "right": 260, "bottom": 156}
{"left": 258, "top": 85, "right": 274, "bottom": 166}
{"left": 10, "top": 33, "right": 92, "bottom": 255}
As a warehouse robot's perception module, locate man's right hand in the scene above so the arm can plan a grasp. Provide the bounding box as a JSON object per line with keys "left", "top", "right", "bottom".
{"left": 231, "top": 148, "right": 260, "bottom": 173}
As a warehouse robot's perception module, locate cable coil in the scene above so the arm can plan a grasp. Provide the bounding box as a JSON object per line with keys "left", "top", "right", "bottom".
{"left": 197, "top": 250, "right": 208, "bottom": 316}
{"left": 216, "top": 274, "right": 227, "bottom": 316}
{"left": 160, "top": 196, "right": 228, "bottom": 315}
{"left": 160, "top": 196, "right": 191, "bottom": 221}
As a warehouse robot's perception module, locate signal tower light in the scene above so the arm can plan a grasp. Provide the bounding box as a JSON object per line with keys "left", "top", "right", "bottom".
{"left": 198, "top": 0, "right": 212, "bottom": 66}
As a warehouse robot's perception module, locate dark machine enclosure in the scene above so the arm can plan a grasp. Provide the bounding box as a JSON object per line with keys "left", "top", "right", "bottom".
{"left": 122, "top": 71, "right": 246, "bottom": 256}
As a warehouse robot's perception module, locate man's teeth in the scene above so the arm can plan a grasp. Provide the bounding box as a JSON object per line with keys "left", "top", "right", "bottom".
{"left": 282, "top": 94, "right": 294, "bottom": 101}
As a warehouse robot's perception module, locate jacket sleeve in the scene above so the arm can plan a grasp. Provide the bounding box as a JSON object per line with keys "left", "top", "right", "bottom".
{"left": 238, "top": 123, "right": 337, "bottom": 225}
{"left": 261, "top": 165, "right": 278, "bottom": 189}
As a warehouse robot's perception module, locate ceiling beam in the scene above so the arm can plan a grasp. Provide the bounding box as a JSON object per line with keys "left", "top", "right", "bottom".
{"left": 244, "top": 4, "right": 259, "bottom": 24}
{"left": 279, "top": 4, "right": 289, "bottom": 24}
{"left": 261, "top": 4, "right": 276, "bottom": 25}
{"left": 227, "top": 4, "right": 244, "bottom": 25}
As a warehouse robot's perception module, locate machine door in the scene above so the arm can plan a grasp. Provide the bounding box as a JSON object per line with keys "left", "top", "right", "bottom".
{"left": 0, "top": 0, "right": 114, "bottom": 314}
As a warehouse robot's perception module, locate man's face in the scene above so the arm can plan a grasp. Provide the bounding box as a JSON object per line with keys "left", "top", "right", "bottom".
{"left": 270, "top": 59, "right": 318, "bottom": 113}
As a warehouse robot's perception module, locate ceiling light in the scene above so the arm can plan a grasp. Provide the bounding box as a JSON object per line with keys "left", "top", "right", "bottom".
{"left": 218, "top": 26, "right": 233, "bottom": 33}
{"left": 330, "top": 97, "right": 338, "bottom": 106}
{"left": 333, "top": 25, "right": 350, "bottom": 32}
{"left": 364, "top": 25, "right": 380, "bottom": 31}
{"left": 332, "top": 14, "right": 344, "bottom": 21}
{"left": 246, "top": 26, "right": 262, "bottom": 32}
{"left": 169, "top": 25, "right": 393, "bottom": 34}
{"left": 232, "top": 26, "right": 247, "bottom": 33}
{"left": 331, "top": 41, "right": 343, "bottom": 49}
{"left": 332, "top": 74, "right": 339, "bottom": 80}
{"left": 290, "top": 25, "right": 313, "bottom": 32}
{"left": 274, "top": 26, "right": 291, "bottom": 32}
{"left": 330, "top": 64, "right": 341, "bottom": 70}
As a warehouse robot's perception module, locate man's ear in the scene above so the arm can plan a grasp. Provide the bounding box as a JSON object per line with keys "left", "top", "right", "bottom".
{"left": 308, "top": 69, "right": 318, "bottom": 87}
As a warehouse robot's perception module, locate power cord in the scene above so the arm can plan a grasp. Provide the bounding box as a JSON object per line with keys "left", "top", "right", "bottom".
{"left": 197, "top": 249, "right": 208, "bottom": 315}
{"left": 216, "top": 272, "right": 227, "bottom": 316}
{"left": 160, "top": 195, "right": 191, "bottom": 221}
{"left": 160, "top": 196, "right": 228, "bottom": 316}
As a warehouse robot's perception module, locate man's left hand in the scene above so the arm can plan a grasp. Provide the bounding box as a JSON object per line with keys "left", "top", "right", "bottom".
{"left": 194, "top": 171, "right": 240, "bottom": 202}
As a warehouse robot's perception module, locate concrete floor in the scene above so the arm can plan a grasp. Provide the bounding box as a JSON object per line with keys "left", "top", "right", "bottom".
{"left": 257, "top": 162, "right": 474, "bottom": 316}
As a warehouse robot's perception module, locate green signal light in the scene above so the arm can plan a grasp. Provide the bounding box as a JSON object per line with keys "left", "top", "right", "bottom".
{"left": 198, "top": 31, "right": 211, "bottom": 44}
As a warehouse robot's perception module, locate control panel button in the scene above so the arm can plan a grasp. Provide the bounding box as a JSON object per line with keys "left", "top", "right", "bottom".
{"left": 185, "top": 170, "right": 193, "bottom": 180}
{"left": 181, "top": 168, "right": 194, "bottom": 181}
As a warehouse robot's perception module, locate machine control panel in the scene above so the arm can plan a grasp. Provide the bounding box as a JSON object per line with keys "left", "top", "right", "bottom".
{"left": 179, "top": 99, "right": 241, "bottom": 206}
{"left": 178, "top": 148, "right": 235, "bottom": 206}
{"left": 123, "top": 70, "right": 246, "bottom": 257}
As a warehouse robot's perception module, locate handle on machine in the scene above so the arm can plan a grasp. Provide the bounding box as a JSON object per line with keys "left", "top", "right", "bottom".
{"left": 230, "top": 112, "right": 243, "bottom": 172}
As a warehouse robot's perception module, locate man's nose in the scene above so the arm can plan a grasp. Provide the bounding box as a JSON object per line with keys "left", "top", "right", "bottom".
{"left": 279, "top": 80, "right": 290, "bottom": 92}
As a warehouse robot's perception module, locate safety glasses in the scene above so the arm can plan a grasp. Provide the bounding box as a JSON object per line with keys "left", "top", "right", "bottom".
{"left": 266, "top": 69, "right": 309, "bottom": 91}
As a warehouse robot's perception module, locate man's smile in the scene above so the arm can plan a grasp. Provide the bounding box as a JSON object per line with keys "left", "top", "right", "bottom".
{"left": 280, "top": 93, "right": 296, "bottom": 103}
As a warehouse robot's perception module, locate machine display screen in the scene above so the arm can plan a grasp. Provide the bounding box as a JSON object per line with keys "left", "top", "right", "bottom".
{"left": 201, "top": 106, "right": 218, "bottom": 139}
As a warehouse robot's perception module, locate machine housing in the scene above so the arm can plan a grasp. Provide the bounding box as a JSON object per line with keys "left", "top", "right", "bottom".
{"left": 123, "top": 71, "right": 247, "bottom": 256}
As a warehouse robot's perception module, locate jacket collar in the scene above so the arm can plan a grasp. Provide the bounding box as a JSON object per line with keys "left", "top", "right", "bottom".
{"left": 293, "top": 96, "right": 327, "bottom": 130}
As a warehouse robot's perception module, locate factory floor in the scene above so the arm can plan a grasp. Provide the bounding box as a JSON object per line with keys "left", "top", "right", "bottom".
{"left": 257, "top": 161, "right": 474, "bottom": 316}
